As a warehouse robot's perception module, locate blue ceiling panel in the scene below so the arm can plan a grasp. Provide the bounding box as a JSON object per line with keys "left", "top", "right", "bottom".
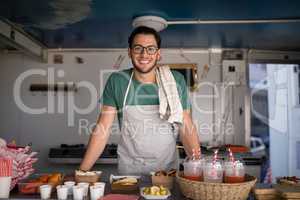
{"left": 1, "top": 0, "right": 300, "bottom": 50}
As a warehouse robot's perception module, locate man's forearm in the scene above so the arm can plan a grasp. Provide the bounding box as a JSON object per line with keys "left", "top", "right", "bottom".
{"left": 80, "top": 105, "right": 116, "bottom": 171}
{"left": 180, "top": 111, "right": 201, "bottom": 158}
{"left": 79, "top": 128, "right": 109, "bottom": 171}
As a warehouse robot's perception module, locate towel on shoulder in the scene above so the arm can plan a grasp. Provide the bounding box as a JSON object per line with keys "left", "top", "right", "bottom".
{"left": 156, "top": 65, "right": 183, "bottom": 124}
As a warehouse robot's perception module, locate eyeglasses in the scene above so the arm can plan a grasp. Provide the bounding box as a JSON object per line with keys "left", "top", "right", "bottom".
{"left": 131, "top": 45, "right": 159, "bottom": 55}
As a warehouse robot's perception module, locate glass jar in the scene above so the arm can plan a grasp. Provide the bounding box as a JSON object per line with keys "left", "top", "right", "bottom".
{"left": 223, "top": 160, "right": 245, "bottom": 183}
{"left": 183, "top": 158, "right": 205, "bottom": 181}
{"left": 203, "top": 159, "right": 223, "bottom": 183}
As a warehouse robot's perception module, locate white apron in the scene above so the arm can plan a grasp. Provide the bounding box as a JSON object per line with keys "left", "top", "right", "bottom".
{"left": 117, "top": 72, "right": 179, "bottom": 175}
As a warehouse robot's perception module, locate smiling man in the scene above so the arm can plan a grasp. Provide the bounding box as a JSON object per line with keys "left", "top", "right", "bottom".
{"left": 80, "top": 26, "right": 200, "bottom": 175}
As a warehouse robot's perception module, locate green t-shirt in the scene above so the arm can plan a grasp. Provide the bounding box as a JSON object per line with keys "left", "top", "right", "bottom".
{"left": 101, "top": 68, "right": 190, "bottom": 126}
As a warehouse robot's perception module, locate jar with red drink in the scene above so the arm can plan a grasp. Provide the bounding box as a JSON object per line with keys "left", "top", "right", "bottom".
{"left": 223, "top": 160, "right": 245, "bottom": 183}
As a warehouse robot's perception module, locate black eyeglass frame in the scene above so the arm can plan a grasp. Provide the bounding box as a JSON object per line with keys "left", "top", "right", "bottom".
{"left": 131, "top": 45, "right": 159, "bottom": 55}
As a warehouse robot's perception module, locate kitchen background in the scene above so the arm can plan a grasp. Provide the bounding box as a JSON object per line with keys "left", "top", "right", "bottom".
{"left": 0, "top": 0, "right": 300, "bottom": 182}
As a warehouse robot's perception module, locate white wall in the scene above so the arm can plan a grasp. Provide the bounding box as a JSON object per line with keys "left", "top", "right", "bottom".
{"left": 267, "top": 65, "right": 290, "bottom": 180}
{"left": 0, "top": 49, "right": 245, "bottom": 169}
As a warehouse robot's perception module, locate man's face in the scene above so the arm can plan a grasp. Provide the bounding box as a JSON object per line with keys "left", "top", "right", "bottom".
{"left": 128, "top": 34, "right": 161, "bottom": 74}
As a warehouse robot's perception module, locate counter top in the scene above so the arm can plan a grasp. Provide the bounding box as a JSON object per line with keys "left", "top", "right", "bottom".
{"left": 5, "top": 175, "right": 256, "bottom": 200}
{"left": 6, "top": 176, "right": 185, "bottom": 200}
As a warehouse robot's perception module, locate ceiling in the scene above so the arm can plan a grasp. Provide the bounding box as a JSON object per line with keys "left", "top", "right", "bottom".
{"left": 1, "top": 0, "right": 300, "bottom": 50}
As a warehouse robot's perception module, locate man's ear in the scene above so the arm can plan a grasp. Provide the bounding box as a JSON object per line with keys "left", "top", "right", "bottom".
{"left": 157, "top": 49, "right": 161, "bottom": 61}
{"left": 128, "top": 48, "right": 131, "bottom": 58}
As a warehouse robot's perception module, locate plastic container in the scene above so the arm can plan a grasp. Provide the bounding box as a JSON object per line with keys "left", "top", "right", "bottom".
{"left": 223, "top": 160, "right": 245, "bottom": 183}
{"left": 0, "top": 177, "right": 11, "bottom": 198}
{"left": 203, "top": 159, "right": 223, "bottom": 183}
{"left": 18, "top": 173, "right": 63, "bottom": 194}
{"left": 183, "top": 158, "right": 205, "bottom": 181}
{"left": 75, "top": 171, "right": 102, "bottom": 183}
{"left": 39, "top": 184, "right": 52, "bottom": 199}
{"left": 151, "top": 175, "right": 174, "bottom": 189}
{"left": 140, "top": 187, "right": 171, "bottom": 200}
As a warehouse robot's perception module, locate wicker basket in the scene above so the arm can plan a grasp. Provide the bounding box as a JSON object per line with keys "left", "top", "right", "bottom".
{"left": 177, "top": 172, "right": 256, "bottom": 200}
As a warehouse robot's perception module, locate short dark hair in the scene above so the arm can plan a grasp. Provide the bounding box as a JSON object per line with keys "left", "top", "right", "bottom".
{"left": 128, "top": 26, "right": 161, "bottom": 48}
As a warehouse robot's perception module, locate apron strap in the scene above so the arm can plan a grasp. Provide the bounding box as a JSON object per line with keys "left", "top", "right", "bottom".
{"left": 122, "top": 71, "right": 134, "bottom": 108}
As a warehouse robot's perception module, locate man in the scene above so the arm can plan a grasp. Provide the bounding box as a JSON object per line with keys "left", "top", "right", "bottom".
{"left": 80, "top": 26, "right": 200, "bottom": 175}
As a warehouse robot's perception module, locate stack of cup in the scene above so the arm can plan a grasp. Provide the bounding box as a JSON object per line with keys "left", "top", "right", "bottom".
{"left": 73, "top": 185, "right": 84, "bottom": 200}
{"left": 64, "top": 181, "right": 75, "bottom": 196}
{"left": 77, "top": 182, "right": 89, "bottom": 197}
{"left": 39, "top": 185, "right": 52, "bottom": 199}
{"left": 56, "top": 185, "right": 68, "bottom": 200}
{"left": 90, "top": 183, "right": 105, "bottom": 200}
{"left": 0, "top": 158, "right": 12, "bottom": 198}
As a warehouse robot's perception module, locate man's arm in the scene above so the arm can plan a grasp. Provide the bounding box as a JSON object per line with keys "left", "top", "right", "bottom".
{"left": 179, "top": 110, "right": 201, "bottom": 158}
{"left": 79, "top": 105, "right": 117, "bottom": 171}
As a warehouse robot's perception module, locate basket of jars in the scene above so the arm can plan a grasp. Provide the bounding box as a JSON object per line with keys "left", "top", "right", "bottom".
{"left": 177, "top": 149, "right": 257, "bottom": 200}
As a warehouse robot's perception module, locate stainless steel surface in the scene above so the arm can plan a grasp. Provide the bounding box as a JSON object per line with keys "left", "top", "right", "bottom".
{"left": 48, "top": 158, "right": 118, "bottom": 164}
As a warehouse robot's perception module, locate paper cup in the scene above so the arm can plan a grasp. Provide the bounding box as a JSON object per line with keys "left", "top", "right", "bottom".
{"left": 64, "top": 181, "right": 75, "bottom": 195}
{"left": 90, "top": 185, "right": 105, "bottom": 200}
{"left": 72, "top": 186, "right": 84, "bottom": 200}
{"left": 56, "top": 185, "right": 68, "bottom": 200}
{"left": 0, "top": 177, "right": 11, "bottom": 198}
{"left": 39, "top": 184, "right": 52, "bottom": 199}
{"left": 93, "top": 182, "right": 105, "bottom": 187}
{"left": 77, "top": 182, "right": 89, "bottom": 197}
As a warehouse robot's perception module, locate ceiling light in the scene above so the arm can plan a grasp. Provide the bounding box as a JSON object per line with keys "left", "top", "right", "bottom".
{"left": 132, "top": 16, "right": 168, "bottom": 32}
{"left": 132, "top": 15, "right": 300, "bottom": 32}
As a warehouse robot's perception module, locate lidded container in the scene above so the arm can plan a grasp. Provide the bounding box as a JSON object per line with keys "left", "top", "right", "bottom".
{"left": 223, "top": 160, "right": 245, "bottom": 183}
{"left": 223, "top": 148, "right": 245, "bottom": 183}
{"left": 203, "top": 149, "right": 223, "bottom": 183}
{"left": 203, "top": 159, "right": 223, "bottom": 183}
{"left": 183, "top": 148, "right": 205, "bottom": 181}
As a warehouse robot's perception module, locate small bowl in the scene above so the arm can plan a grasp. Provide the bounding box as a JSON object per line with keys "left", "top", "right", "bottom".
{"left": 75, "top": 171, "right": 102, "bottom": 183}
{"left": 151, "top": 175, "right": 174, "bottom": 189}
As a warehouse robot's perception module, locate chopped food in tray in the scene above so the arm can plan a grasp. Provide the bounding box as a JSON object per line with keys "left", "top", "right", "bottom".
{"left": 18, "top": 173, "right": 63, "bottom": 194}
{"left": 110, "top": 175, "right": 140, "bottom": 193}
{"left": 110, "top": 175, "right": 140, "bottom": 185}
{"left": 75, "top": 170, "right": 101, "bottom": 176}
{"left": 112, "top": 177, "right": 138, "bottom": 185}
{"left": 75, "top": 170, "right": 102, "bottom": 183}
{"left": 140, "top": 186, "right": 171, "bottom": 199}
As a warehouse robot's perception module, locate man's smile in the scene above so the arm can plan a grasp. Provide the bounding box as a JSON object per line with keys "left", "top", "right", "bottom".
{"left": 138, "top": 59, "right": 151, "bottom": 65}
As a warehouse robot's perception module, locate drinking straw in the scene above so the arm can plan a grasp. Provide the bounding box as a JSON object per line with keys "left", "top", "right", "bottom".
{"left": 0, "top": 157, "right": 12, "bottom": 177}
{"left": 228, "top": 148, "right": 235, "bottom": 163}
{"left": 213, "top": 149, "right": 219, "bottom": 167}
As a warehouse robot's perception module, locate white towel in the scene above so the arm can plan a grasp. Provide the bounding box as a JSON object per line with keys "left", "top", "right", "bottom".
{"left": 156, "top": 65, "right": 183, "bottom": 124}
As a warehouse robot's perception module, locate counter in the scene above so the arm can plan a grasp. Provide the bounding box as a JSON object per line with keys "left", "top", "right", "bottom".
{"left": 7, "top": 175, "right": 184, "bottom": 200}
{"left": 5, "top": 175, "right": 256, "bottom": 200}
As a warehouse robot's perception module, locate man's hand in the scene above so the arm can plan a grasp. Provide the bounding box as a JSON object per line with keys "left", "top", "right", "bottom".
{"left": 79, "top": 105, "right": 117, "bottom": 171}
{"left": 179, "top": 110, "right": 201, "bottom": 158}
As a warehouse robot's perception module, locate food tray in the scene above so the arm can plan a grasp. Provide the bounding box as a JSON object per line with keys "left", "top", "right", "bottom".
{"left": 110, "top": 175, "right": 140, "bottom": 194}
{"left": 18, "top": 173, "right": 63, "bottom": 194}
{"left": 140, "top": 187, "right": 171, "bottom": 200}
{"left": 75, "top": 171, "right": 102, "bottom": 183}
